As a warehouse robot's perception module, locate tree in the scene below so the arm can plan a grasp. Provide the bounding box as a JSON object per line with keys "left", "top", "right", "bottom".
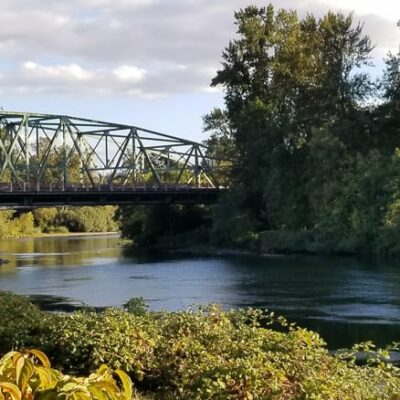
{"left": 211, "top": 4, "right": 374, "bottom": 232}
{"left": 29, "top": 137, "right": 81, "bottom": 187}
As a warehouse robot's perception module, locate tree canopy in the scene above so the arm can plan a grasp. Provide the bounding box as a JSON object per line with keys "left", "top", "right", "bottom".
{"left": 204, "top": 6, "right": 400, "bottom": 253}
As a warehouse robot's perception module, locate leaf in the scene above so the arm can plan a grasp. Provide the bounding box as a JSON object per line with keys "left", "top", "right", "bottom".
{"left": 95, "top": 365, "right": 109, "bottom": 376}
{"left": 35, "top": 367, "right": 53, "bottom": 389}
{"left": 92, "top": 382, "right": 119, "bottom": 400}
{"left": 16, "top": 357, "right": 34, "bottom": 390}
{"left": 0, "top": 352, "right": 19, "bottom": 367}
{"left": 113, "top": 370, "right": 132, "bottom": 400}
{"left": 0, "top": 382, "right": 22, "bottom": 400}
{"left": 28, "top": 350, "right": 51, "bottom": 368}
{"left": 60, "top": 382, "right": 78, "bottom": 392}
{"left": 87, "top": 386, "right": 109, "bottom": 400}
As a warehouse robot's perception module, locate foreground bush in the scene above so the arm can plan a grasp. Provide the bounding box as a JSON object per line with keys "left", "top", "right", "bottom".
{"left": 0, "top": 292, "right": 42, "bottom": 354}
{"left": 0, "top": 349, "right": 134, "bottom": 400}
{"left": 1, "top": 292, "right": 400, "bottom": 399}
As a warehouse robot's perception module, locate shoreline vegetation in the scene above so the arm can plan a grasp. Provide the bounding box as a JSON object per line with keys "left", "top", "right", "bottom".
{"left": 31, "top": 231, "right": 120, "bottom": 239}
{"left": 0, "top": 206, "right": 119, "bottom": 240}
{"left": 118, "top": 5, "right": 400, "bottom": 258}
{"left": 2, "top": 291, "right": 400, "bottom": 399}
{"left": 117, "top": 2, "right": 400, "bottom": 258}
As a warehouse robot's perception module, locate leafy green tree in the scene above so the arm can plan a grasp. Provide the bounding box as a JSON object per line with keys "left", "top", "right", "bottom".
{"left": 117, "top": 205, "right": 209, "bottom": 246}
{"left": 29, "top": 137, "right": 81, "bottom": 187}
{"left": 206, "top": 4, "right": 384, "bottom": 250}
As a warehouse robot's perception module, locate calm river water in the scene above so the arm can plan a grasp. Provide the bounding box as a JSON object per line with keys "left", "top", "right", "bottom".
{"left": 1, "top": 234, "right": 400, "bottom": 349}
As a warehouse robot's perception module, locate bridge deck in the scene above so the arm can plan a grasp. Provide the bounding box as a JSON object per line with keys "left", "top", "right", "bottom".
{"left": 0, "top": 187, "right": 222, "bottom": 208}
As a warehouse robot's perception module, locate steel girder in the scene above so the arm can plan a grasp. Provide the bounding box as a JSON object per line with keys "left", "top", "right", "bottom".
{"left": 0, "top": 111, "right": 225, "bottom": 191}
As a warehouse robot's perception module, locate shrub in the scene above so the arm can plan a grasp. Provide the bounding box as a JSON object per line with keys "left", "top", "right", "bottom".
{"left": 0, "top": 292, "right": 43, "bottom": 354}
{"left": 32, "top": 208, "right": 58, "bottom": 231}
{"left": 59, "top": 207, "right": 118, "bottom": 233}
{"left": 0, "top": 349, "right": 135, "bottom": 400}
{"left": 36, "top": 306, "right": 400, "bottom": 399}
{"left": 2, "top": 293, "right": 400, "bottom": 399}
{"left": 18, "top": 213, "right": 35, "bottom": 236}
{"left": 44, "top": 226, "right": 69, "bottom": 234}
{"left": 123, "top": 297, "right": 149, "bottom": 316}
{"left": 39, "top": 309, "right": 160, "bottom": 381}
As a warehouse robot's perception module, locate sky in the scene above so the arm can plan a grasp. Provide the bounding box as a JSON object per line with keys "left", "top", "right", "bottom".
{"left": 0, "top": 0, "right": 399, "bottom": 142}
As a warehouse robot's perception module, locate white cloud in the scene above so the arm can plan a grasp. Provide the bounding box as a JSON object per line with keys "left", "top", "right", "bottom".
{"left": 319, "top": 0, "right": 399, "bottom": 22}
{"left": 0, "top": 61, "right": 164, "bottom": 99}
{"left": 0, "top": 0, "right": 398, "bottom": 99}
{"left": 113, "top": 65, "right": 146, "bottom": 82}
{"left": 23, "top": 62, "right": 94, "bottom": 81}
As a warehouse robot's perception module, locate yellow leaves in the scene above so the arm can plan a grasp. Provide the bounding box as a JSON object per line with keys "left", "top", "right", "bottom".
{"left": 0, "top": 351, "right": 134, "bottom": 400}
{"left": 0, "top": 383, "right": 21, "bottom": 400}
{"left": 26, "top": 350, "right": 50, "bottom": 369}
{"left": 1, "top": 383, "right": 22, "bottom": 400}
{"left": 34, "top": 367, "right": 53, "bottom": 390}
{"left": 113, "top": 370, "right": 132, "bottom": 400}
{"left": 15, "top": 358, "right": 34, "bottom": 392}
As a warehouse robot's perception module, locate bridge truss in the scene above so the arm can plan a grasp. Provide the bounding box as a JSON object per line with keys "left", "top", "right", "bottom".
{"left": 0, "top": 111, "right": 227, "bottom": 207}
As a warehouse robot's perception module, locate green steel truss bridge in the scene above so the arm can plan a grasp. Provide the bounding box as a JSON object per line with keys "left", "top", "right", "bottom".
{"left": 0, "top": 111, "right": 228, "bottom": 208}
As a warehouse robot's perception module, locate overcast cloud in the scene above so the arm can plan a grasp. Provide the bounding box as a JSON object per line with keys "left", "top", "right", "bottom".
{"left": 0, "top": 0, "right": 399, "bottom": 99}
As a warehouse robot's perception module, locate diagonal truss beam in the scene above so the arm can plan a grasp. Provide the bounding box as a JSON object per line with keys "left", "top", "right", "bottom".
{"left": 0, "top": 111, "right": 230, "bottom": 190}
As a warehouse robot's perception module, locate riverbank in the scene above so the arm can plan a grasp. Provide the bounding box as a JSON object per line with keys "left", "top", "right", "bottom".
{"left": 31, "top": 231, "right": 120, "bottom": 239}
{"left": 124, "top": 227, "right": 399, "bottom": 258}
{"left": 1, "top": 290, "right": 400, "bottom": 399}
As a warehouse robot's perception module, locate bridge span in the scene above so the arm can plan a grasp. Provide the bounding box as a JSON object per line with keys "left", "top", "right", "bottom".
{"left": 0, "top": 185, "right": 221, "bottom": 208}
{"left": 0, "top": 111, "right": 229, "bottom": 208}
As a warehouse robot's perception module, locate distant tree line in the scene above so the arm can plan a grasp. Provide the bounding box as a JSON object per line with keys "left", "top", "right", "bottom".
{"left": 0, "top": 206, "right": 118, "bottom": 239}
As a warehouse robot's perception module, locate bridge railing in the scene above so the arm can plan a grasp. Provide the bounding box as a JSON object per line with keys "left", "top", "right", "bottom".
{"left": 0, "top": 182, "right": 223, "bottom": 193}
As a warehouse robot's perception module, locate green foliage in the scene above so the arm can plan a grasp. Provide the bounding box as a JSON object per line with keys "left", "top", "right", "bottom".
{"left": 0, "top": 292, "right": 43, "bottom": 354}
{"left": 0, "top": 212, "right": 38, "bottom": 239}
{"left": 58, "top": 206, "right": 118, "bottom": 233}
{"left": 32, "top": 209, "right": 58, "bottom": 232}
{"left": 0, "top": 206, "right": 118, "bottom": 238}
{"left": 18, "top": 213, "right": 35, "bottom": 236}
{"left": 29, "top": 137, "right": 82, "bottom": 186}
{"left": 2, "top": 304, "right": 400, "bottom": 398}
{"left": 118, "top": 205, "right": 210, "bottom": 246}
{"left": 38, "top": 309, "right": 160, "bottom": 381}
{"left": 0, "top": 349, "right": 135, "bottom": 400}
{"left": 194, "top": 5, "right": 400, "bottom": 254}
{"left": 123, "top": 297, "right": 149, "bottom": 316}
{"left": 1, "top": 293, "right": 400, "bottom": 398}
{"left": 202, "top": 108, "right": 236, "bottom": 187}
{"left": 32, "top": 206, "right": 118, "bottom": 234}
{"left": 44, "top": 226, "right": 69, "bottom": 234}
{"left": 211, "top": 190, "right": 260, "bottom": 249}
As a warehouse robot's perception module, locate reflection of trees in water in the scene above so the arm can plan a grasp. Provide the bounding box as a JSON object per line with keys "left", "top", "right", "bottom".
{"left": 28, "top": 294, "right": 106, "bottom": 312}
{"left": 296, "top": 318, "right": 400, "bottom": 350}
{"left": 0, "top": 235, "right": 121, "bottom": 273}
{"left": 224, "top": 254, "right": 400, "bottom": 348}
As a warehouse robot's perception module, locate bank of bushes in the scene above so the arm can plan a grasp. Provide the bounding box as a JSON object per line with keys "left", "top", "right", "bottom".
{"left": 0, "top": 211, "right": 35, "bottom": 239}
{"left": 1, "top": 291, "right": 400, "bottom": 399}
{"left": 0, "top": 206, "right": 118, "bottom": 239}
{"left": 33, "top": 206, "right": 119, "bottom": 234}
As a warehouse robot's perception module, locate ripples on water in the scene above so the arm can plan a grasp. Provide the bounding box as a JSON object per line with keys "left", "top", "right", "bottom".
{"left": 1, "top": 234, "right": 400, "bottom": 348}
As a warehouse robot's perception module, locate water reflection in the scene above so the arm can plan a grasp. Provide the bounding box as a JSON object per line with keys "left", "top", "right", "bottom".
{"left": 0, "top": 235, "right": 120, "bottom": 272}
{"left": 1, "top": 236, "right": 400, "bottom": 348}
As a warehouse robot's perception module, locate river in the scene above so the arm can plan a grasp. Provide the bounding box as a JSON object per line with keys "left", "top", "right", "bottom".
{"left": 1, "top": 234, "right": 400, "bottom": 349}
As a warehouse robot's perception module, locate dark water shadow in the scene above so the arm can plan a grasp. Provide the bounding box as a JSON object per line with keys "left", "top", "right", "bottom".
{"left": 28, "top": 294, "right": 106, "bottom": 312}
